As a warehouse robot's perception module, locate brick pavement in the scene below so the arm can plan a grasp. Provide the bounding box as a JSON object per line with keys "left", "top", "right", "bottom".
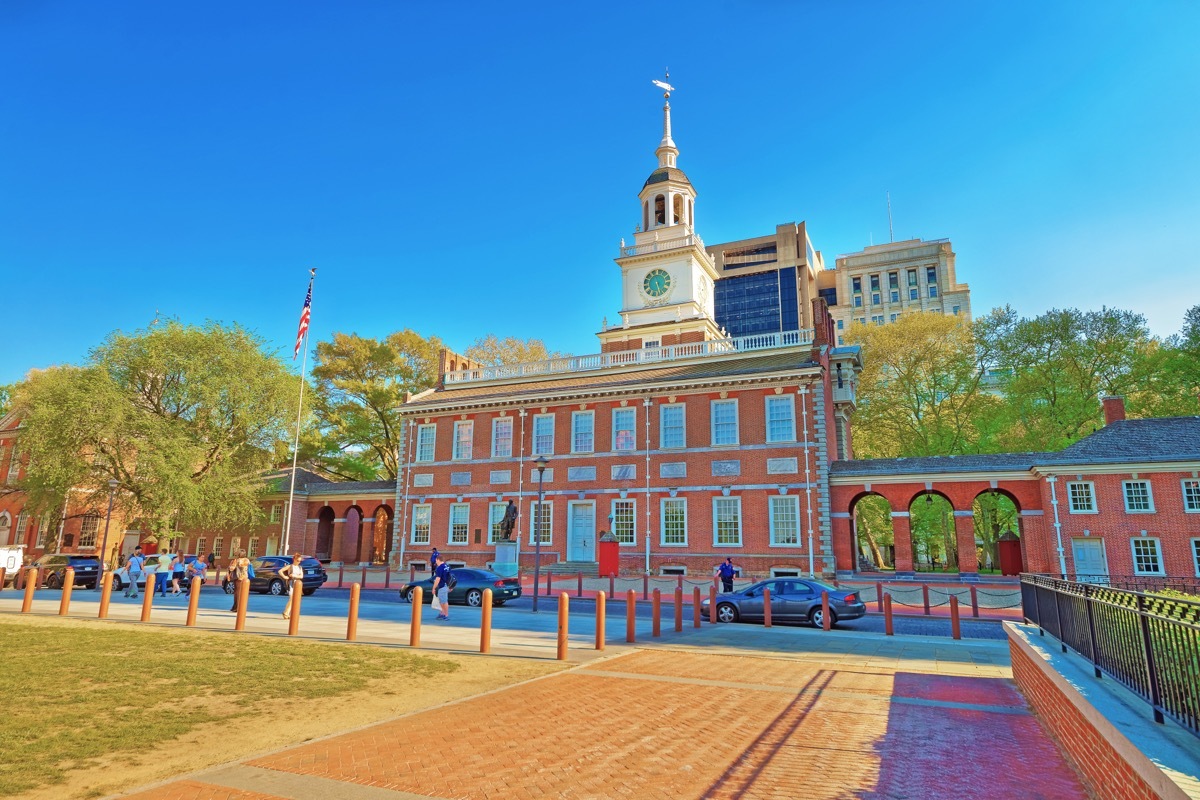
{"left": 121, "top": 645, "right": 1092, "bottom": 799}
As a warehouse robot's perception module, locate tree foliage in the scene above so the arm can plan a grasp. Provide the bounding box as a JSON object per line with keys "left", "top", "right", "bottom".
{"left": 0, "top": 383, "right": 12, "bottom": 418}
{"left": 11, "top": 322, "right": 296, "bottom": 543}
{"left": 464, "top": 334, "right": 566, "bottom": 366}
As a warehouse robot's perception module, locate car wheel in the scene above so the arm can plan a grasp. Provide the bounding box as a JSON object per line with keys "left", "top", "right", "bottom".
{"left": 47, "top": 573, "right": 62, "bottom": 590}
{"left": 716, "top": 603, "right": 739, "bottom": 623}
{"left": 466, "top": 589, "right": 483, "bottom": 607}
{"left": 493, "top": 600, "right": 506, "bottom": 607}
{"left": 810, "top": 608, "right": 838, "bottom": 629}
{"left": 268, "top": 579, "right": 285, "bottom": 596}
{"left": 222, "top": 580, "right": 234, "bottom": 595}
{"left": 405, "top": 588, "right": 417, "bottom": 603}
{"left": 302, "top": 588, "right": 315, "bottom": 596}
{"left": 111, "top": 576, "right": 123, "bottom": 592}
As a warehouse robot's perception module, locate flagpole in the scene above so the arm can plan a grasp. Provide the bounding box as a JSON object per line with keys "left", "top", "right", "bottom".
{"left": 281, "top": 269, "right": 315, "bottom": 556}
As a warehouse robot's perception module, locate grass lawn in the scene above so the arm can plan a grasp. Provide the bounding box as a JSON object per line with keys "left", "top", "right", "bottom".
{"left": 0, "top": 617, "right": 460, "bottom": 797}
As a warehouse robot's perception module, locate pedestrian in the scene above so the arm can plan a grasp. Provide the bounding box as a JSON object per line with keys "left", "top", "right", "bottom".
{"left": 185, "top": 554, "right": 207, "bottom": 594}
{"left": 278, "top": 552, "right": 303, "bottom": 620}
{"left": 125, "top": 546, "right": 145, "bottom": 597}
{"left": 169, "top": 551, "right": 186, "bottom": 595}
{"left": 430, "top": 547, "right": 440, "bottom": 569}
{"left": 206, "top": 550, "right": 216, "bottom": 575}
{"left": 432, "top": 554, "right": 451, "bottom": 621}
{"left": 228, "top": 549, "right": 251, "bottom": 613}
{"left": 716, "top": 557, "right": 736, "bottom": 593}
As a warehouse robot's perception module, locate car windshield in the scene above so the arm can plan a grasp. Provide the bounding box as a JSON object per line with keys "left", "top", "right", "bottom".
{"left": 68, "top": 557, "right": 99, "bottom": 565}
{"left": 300, "top": 558, "right": 322, "bottom": 568}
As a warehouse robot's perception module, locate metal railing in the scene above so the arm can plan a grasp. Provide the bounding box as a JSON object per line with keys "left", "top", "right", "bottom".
{"left": 1021, "top": 575, "right": 1200, "bottom": 738}
{"left": 443, "top": 329, "right": 815, "bottom": 385}
{"left": 1029, "top": 572, "right": 1200, "bottom": 595}
{"left": 619, "top": 230, "right": 710, "bottom": 259}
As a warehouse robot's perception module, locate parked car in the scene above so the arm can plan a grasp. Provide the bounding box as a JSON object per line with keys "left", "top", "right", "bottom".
{"left": 221, "top": 556, "right": 328, "bottom": 596}
{"left": 700, "top": 578, "right": 866, "bottom": 627}
{"left": 400, "top": 568, "right": 521, "bottom": 607}
{"left": 0, "top": 545, "right": 25, "bottom": 585}
{"left": 112, "top": 554, "right": 202, "bottom": 593}
{"left": 28, "top": 553, "right": 100, "bottom": 589}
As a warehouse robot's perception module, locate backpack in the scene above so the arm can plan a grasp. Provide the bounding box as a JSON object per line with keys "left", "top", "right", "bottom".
{"left": 445, "top": 570, "right": 458, "bottom": 591}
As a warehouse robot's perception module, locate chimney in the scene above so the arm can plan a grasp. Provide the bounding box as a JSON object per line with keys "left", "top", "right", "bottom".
{"left": 1101, "top": 395, "right": 1126, "bottom": 426}
{"left": 811, "top": 297, "right": 835, "bottom": 348}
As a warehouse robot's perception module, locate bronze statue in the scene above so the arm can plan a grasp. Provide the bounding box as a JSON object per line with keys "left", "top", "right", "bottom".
{"left": 499, "top": 500, "right": 518, "bottom": 541}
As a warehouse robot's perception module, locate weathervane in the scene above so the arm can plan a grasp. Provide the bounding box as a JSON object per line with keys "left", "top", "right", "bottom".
{"left": 652, "top": 69, "right": 675, "bottom": 99}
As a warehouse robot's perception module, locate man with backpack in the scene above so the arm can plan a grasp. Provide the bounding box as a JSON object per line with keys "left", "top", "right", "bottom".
{"left": 125, "top": 546, "right": 145, "bottom": 598}
{"left": 432, "top": 555, "right": 453, "bottom": 621}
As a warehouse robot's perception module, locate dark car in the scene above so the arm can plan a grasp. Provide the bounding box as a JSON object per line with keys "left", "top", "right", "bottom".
{"left": 29, "top": 553, "right": 100, "bottom": 589}
{"left": 700, "top": 578, "right": 866, "bottom": 627}
{"left": 222, "top": 555, "right": 328, "bottom": 596}
{"left": 401, "top": 568, "right": 521, "bottom": 607}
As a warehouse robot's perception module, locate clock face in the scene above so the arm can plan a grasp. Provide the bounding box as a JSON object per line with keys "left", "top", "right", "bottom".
{"left": 642, "top": 268, "right": 672, "bottom": 298}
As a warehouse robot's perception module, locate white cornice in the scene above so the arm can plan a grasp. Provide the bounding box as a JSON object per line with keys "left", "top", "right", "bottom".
{"left": 1033, "top": 461, "right": 1200, "bottom": 478}
{"left": 830, "top": 469, "right": 1038, "bottom": 486}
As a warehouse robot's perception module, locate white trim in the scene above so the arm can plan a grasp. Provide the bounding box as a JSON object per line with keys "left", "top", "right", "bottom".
{"left": 532, "top": 413, "right": 555, "bottom": 456}
{"left": 410, "top": 504, "right": 432, "bottom": 545}
{"left": 447, "top": 502, "right": 470, "bottom": 546}
{"left": 1122, "top": 480, "right": 1154, "bottom": 514}
{"left": 571, "top": 410, "right": 595, "bottom": 454}
{"left": 710, "top": 398, "right": 739, "bottom": 447}
{"left": 452, "top": 420, "right": 474, "bottom": 461}
{"left": 1190, "top": 538, "right": 1200, "bottom": 578}
{"left": 1182, "top": 479, "right": 1200, "bottom": 513}
{"left": 769, "top": 494, "right": 800, "bottom": 547}
{"left": 528, "top": 499, "right": 553, "bottom": 546}
{"left": 415, "top": 423, "right": 436, "bottom": 463}
{"left": 712, "top": 496, "right": 742, "bottom": 547}
{"left": 1130, "top": 537, "right": 1164, "bottom": 576}
{"left": 611, "top": 497, "right": 636, "bottom": 546}
{"left": 1066, "top": 481, "right": 1097, "bottom": 514}
{"left": 611, "top": 407, "right": 637, "bottom": 452}
{"left": 660, "top": 497, "right": 688, "bottom": 547}
{"left": 491, "top": 417, "right": 514, "bottom": 459}
{"left": 659, "top": 403, "right": 686, "bottom": 449}
{"left": 764, "top": 394, "right": 797, "bottom": 444}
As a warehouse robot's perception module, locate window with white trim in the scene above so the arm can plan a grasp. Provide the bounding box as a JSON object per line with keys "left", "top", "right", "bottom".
{"left": 765, "top": 396, "right": 796, "bottom": 443}
{"left": 79, "top": 514, "right": 99, "bottom": 547}
{"left": 269, "top": 503, "right": 282, "bottom": 523}
{"left": 230, "top": 537, "right": 241, "bottom": 557}
{"left": 529, "top": 501, "right": 552, "bottom": 545}
{"left": 488, "top": 502, "right": 507, "bottom": 544}
{"left": 213, "top": 537, "right": 225, "bottom": 560}
{"left": 661, "top": 498, "right": 687, "bottom": 546}
{"left": 1192, "top": 538, "right": 1200, "bottom": 577}
{"left": 769, "top": 496, "right": 800, "bottom": 546}
{"left": 248, "top": 537, "right": 259, "bottom": 558}
{"left": 713, "top": 497, "right": 742, "bottom": 546}
{"left": 452, "top": 421, "right": 473, "bottom": 460}
{"left": 411, "top": 505, "right": 431, "bottom": 545}
{"left": 449, "top": 503, "right": 469, "bottom": 545}
{"left": 491, "top": 417, "right": 513, "bottom": 458}
{"left": 533, "top": 414, "right": 555, "bottom": 456}
{"left": 1183, "top": 479, "right": 1200, "bottom": 513}
{"left": 1123, "top": 480, "right": 1153, "bottom": 513}
{"left": 612, "top": 499, "right": 635, "bottom": 545}
{"left": 1067, "top": 482, "right": 1097, "bottom": 514}
{"left": 660, "top": 404, "right": 685, "bottom": 449}
{"left": 6, "top": 454, "right": 20, "bottom": 484}
{"left": 196, "top": 537, "right": 207, "bottom": 559}
{"left": 16, "top": 511, "right": 28, "bottom": 542}
{"left": 416, "top": 424, "right": 436, "bottom": 462}
{"left": 711, "top": 399, "right": 739, "bottom": 446}
{"left": 572, "top": 410, "right": 594, "bottom": 453}
{"left": 1131, "top": 537, "right": 1163, "bottom": 575}
{"left": 612, "top": 408, "right": 636, "bottom": 451}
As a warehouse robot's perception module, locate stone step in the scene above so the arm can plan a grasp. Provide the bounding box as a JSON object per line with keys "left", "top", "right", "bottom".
{"left": 543, "top": 561, "right": 599, "bottom": 577}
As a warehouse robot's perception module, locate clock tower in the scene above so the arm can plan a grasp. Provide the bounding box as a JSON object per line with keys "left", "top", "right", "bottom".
{"left": 598, "top": 76, "right": 724, "bottom": 353}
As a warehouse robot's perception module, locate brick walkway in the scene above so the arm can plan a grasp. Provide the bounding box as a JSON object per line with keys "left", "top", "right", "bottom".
{"left": 120, "top": 645, "right": 1091, "bottom": 799}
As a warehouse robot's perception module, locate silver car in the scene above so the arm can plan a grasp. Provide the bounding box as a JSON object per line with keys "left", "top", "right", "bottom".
{"left": 701, "top": 578, "right": 866, "bottom": 627}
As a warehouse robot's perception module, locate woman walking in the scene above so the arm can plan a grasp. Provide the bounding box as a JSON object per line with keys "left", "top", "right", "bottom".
{"left": 169, "top": 551, "right": 187, "bottom": 596}
{"left": 279, "top": 553, "right": 304, "bottom": 620}
{"left": 228, "top": 549, "right": 251, "bottom": 614}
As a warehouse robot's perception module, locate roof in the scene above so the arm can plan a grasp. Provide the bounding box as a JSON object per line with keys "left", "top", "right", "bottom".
{"left": 831, "top": 452, "right": 1050, "bottom": 478}
{"left": 1039, "top": 417, "right": 1200, "bottom": 466}
{"left": 263, "top": 468, "right": 331, "bottom": 493}
{"left": 406, "top": 350, "right": 821, "bottom": 410}
{"left": 643, "top": 166, "right": 692, "bottom": 190}
{"left": 305, "top": 480, "right": 396, "bottom": 496}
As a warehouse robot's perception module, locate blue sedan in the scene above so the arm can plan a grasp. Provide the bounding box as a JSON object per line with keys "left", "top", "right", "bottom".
{"left": 701, "top": 578, "right": 866, "bottom": 627}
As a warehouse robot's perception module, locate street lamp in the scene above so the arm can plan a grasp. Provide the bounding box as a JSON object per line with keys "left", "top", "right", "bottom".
{"left": 532, "top": 455, "right": 548, "bottom": 614}
{"left": 95, "top": 480, "right": 118, "bottom": 591}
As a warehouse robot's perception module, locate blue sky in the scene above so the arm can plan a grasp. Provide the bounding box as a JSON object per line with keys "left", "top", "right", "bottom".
{"left": 2, "top": 1, "right": 1198, "bottom": 385}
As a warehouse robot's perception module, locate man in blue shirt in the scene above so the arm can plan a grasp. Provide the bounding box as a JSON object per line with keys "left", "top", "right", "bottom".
{"left": 432, "top": 555, "right": 452, "bottom": 621}
{"left": 716, "top": 558, "right": 736, "bottom": 593}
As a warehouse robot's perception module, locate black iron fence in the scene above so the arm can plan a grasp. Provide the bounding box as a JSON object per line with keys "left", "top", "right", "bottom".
{"left": 1021, "top": 575, "right": 1200, "bottom": 739}
{"left": 1027, "top": 572, "right": 1200, "bottom": 595}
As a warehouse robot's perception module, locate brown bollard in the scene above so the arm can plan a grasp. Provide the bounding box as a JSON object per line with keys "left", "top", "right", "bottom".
{"left": 14, "top": 566, "right": 23, "bottom": 591}
{"left": 626, "top": 589, "right": 636, "bottom": 643}
{"left": 950, "top": 595, "right": 961, "bottom": 640}
{"left": 384, "top": 564, "right": 391, "bottom": 589}
{"left": 480, "top": 588, "right": 493, "bottom": 653}
{"left": 337, "top": 564, "right": 344, "bottom": 588}
{"left": 58, "top": 568, "right": 76, "bottom": 616}
{"left": 884, "top": 593, "right": 894, "bottom": 636}
{"left": 360, "top": 564, "right": 368, "bottom": 587}
{"left": 0, "top": 566, "right": 6, "bottom": 591}
{"left": 674, "top": 587, "right": 683, "bottom": 632}
{"left": 546, "top": 571, "right": 552, "bottom": 596}
{"left": 970, "top": 585, "right": 979, "bottom": 618}
{"left": 577, "top": 571, "right": 583, "bottom": 598}
{"left": 234, "top": 579, "right": 249, "bottom": 631}
{"left": 410, "top": 565, "right": 416, "bottom": 583}
{"left": 185, "top": 577, "right": 200, "bottom": 626}
{"left": 595, "top": 590, "right": 606, "bottom": 650}
{"left": 676, "top": 574, "right": 683, "bottom": 592}
{"left": 99, "top": 572, "right": 114, "bottom": 619}
{"left": 651, "top": 588, "right": 661, "bottom": 637}
{"left": 288, "top": 579, "right": 302, "bottom": 636}
{"left": 763, "top": 588, "right": 772, "bottom": 628}
{"left": 922, "top": 584, "right": 931, "bottom": 615}
{"left": 709, "top": 585, "right": 717, "bottom": 624}
{"left": 876, "top": 581, "right": 884, "bottom": 613}
{"left": 21, "top": 568, "right": 38, "bottom": 612}
{"left": 643, "top": 573, "right": 649, "bottom": 600}
{"left": 140, "top": 579, "right": 155, "bottom": 622}
{"left": 409, "top": 586, "right": 422, "bottom": 647}
{"left": 556, "top": 592, "right": 569, "bottom": 661}
{"left": 821, "top": 590, "right": 831, "bottom": 631}
{"left": 608, "top": 574, "right": 615, "bottom": 597}
{"left": 713, "top": 574, "right": 719, "bottom": 591}
{"left": 693, "top": 587, "right": 702, "bottom": 628}
{"left": 346, "top": 583, "right": 360, "bottom": 641}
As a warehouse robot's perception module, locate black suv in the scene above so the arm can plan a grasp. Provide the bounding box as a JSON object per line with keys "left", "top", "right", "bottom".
{"left": 29, "top": 553, "right": 100, "bottom": 589}
{"left": 221, "top": 556, "right": 328, "bottom": 596}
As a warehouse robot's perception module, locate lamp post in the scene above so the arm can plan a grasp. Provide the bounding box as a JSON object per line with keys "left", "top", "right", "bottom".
{"left": 95, "top": 480, "right": 118, "bottom": 590}
{"left": 532, "top": 455, "right": 548, "bottom": 614}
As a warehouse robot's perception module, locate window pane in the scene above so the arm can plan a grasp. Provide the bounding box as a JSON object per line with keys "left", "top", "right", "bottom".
{"left": 1124, "top": 481, "right": 1151, "bottom": 512}
{"left": 450, "top": 503, "right": 470, "bottom": 545}
{"left": 416, "top": 424, "right": 436, "bottom": 462}
{"left": 770, "top": 497, "right": 799, "bottom": 545}
{"left": 613, "top": 408, "right": 636, "bottom": 451}
{"left": 529, "top": 502, "right": 552, "bottom": 545}
{"left": 766, "top": 396, "right": 795, "bottom": 443}
{"left": 712, "top": 400, "right": 738, "bottom": 445}
{"left": 1068, "top": 483, "right": 1095, "bottom": 513}
{"left": 533, "top": 415, "right": 554, "bottom": 456}
{"left": 412, "top": 506, "right": 431, "bottom": 544}
{"left": 1183, "top": 480, "right": 1200, "bottom": 512}
{"left": 1131, "top": 538, "right": 1161, "bottom": 574}
{"left": 453, "top": 421, "right": 473, "bottom": 460}
{"left": 613, "top": 500, "right": 635, "bottom": 544}
{"left": 492, "top": 418, "right": 513, "bottom": 458}
{"left": 662, "top": 499, "right": 686, "bottom": 545}
{"left": 572, "top": 412, "right": 594, "bottom": 453}
{"left": 661, "top": 405, "right": 685, "bottom": 449}
{"left": 489, "top": 502, "right": 506, "bottom": 544}
{"left": 714, "top": 498, "right": 741, "bottom": 546}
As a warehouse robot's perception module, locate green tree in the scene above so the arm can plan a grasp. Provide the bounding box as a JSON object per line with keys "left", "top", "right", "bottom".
{"left": 11, "top": 322, "right": 296, "bottom": 545}
{"left": 464, "top": 334, "right": 566, "bottom": 366}
{"left": 845, "top": 313, "right": 1004, "bottom": 458}
{"left": 305, "top": 330, "right": 443, "bottom": 481}
{"left": 0, "top": 383, "right": 12, "bottom": 418}
{"left": 1128, "top": 305, "right": 1200, "bottom": 419}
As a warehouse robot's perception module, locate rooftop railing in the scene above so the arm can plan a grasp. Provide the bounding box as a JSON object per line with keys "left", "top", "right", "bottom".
{"left": 443, "top": 328, "right": 815, "bottom": 385}
{"left": 619, "top": 230, "right": 711, "bottom": 260}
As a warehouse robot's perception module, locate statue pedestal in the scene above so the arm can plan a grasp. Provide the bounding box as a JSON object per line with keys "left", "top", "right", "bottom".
{"left": 492, "top": 540, "right": 520, "bottom": 577}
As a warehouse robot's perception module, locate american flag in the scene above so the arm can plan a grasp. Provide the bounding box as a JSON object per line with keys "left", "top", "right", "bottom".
{"left": 293, "top": 269, "right": 315, "bottom": 360}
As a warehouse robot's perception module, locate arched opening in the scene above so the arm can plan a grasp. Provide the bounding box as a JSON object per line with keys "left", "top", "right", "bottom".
{"left": 973, "top": 490, "right": 1021, "bottom": 575}
{"left": 909, "top": 492, "right": 956, "bottom": 573}
{"left": 851, "top": 493, "right": 894, "bottom": 571}
{"left": 315, "top": 507, "right": 334, "bottom": 561}
{"left": 654, "top": 194, "right": 665, "bottom": 226}
{"left": 344, "top": 506, "right": 364, "bottom": 563}
{"left": 672, "top": 195, "right": 683, "bottom": 225}
{"left": 371, "top": 505, "right": 393, "bottom": 564}
{"left": 0, "top": 512, "right": 10, "bottom": 546}
{"left": 642, "top": 201, "right": 649, "bottom": 232}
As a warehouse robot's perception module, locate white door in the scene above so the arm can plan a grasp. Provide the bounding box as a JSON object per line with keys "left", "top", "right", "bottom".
{"left": 568, "top": 502, "right": 595, "bottom": 562}
{"left": 1071, "top": 538, "right": 1108, "bottom": 581}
